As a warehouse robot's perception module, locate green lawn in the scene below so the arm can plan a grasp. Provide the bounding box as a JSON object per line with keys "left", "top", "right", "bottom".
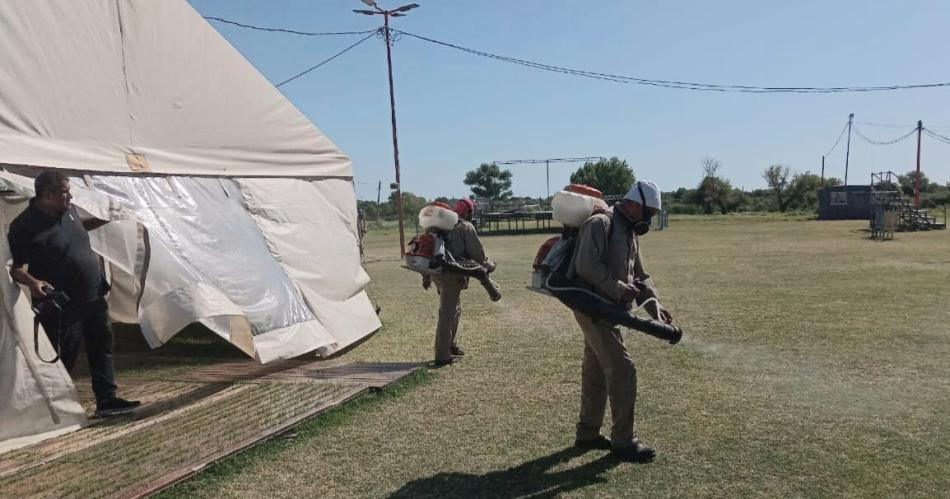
{"left": 162, "top": 217, "right": 950, "bottom": 498}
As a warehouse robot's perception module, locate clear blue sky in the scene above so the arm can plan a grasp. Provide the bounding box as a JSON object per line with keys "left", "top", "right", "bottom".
{"left": 188, "top": 0, "right": 950, "bottom": 201}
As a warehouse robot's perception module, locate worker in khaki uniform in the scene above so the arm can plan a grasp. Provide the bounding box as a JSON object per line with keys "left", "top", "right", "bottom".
{"left": 422, "top": 198, "right": 493, "bottom": 366}
{"left": 567, "top": 180, "right": 672, "bottom": 462}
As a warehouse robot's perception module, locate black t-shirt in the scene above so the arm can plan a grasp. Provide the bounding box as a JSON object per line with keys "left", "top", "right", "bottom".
{"left": 7, "top": 200, "right": 107, "bottom": 304}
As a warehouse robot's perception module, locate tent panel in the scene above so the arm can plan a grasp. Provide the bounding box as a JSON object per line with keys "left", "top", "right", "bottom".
{"left": 0, "top": 0, "right": 353, "bottom": 177}
{"left": 1, "top": 199, "right": 87, "bottom": 451}
{"left": 238, "top": 178, "right": 380, "bottom": 354}
{"left": 238, "top": 178, "right": 370, "bottom": 300}
{"left": 0, "top": 1, "right": 129, "bottom": 144}
{"left": 88, "top": 175, "right": 316, "bottom": 337}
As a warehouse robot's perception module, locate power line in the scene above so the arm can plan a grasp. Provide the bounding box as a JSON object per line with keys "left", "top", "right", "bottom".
{"left": 852, "top": 124, "right": 917, "bottom": 146}
{"left": 275, "top": 30, "right": 380, "bottom": 88}
{"left": 391, "top": 28, "right": 950, "bottom": 94}
{"left": 857, "top": 120, "right": 950, "bottom": 131}
{"left": 201, "top": 16, "right": 950, "bottom": 94}
{"left": 855, "top": 121, "right": 917, "bottom": 129}
{"left": 205, "top": 16, "right": 377, "bottom": 36}
{"left": 824, "top": 122, "right": 849, "bottom": 157}
{"left": 923, "top": 128, "right": 950, "bottom": 145}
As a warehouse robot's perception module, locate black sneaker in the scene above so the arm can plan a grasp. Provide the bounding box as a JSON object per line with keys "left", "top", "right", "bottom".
{"left": 610, "top": 440, "right": 656, "bottom": 463}
{"left": 451, "top": 346, "right": 465, "bottom": 357}
{"left": 574, "top": 435, "right": 612, "bottom": 450}
{"left": 95, "top": 397, "right": 141, "bottom": 417}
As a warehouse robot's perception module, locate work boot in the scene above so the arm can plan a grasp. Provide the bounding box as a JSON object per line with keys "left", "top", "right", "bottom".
{"left": 451, "top": 346, "right": 465, "bottom": 357}
{"left": 95, "top": 397, "right": 141, "bottom": 417}
{"left": 432, "top": 357, "right": 458, "bottom": 368}
{"left": 610, "top": 440, "right": 656, "bottom": 463}
{"left": 574, "top": 434, "right": 611, "bottom": 450}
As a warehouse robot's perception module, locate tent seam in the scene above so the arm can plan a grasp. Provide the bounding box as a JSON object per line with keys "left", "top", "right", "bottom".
{"left": 115, "top": 0, "right": 135, "bottom": 147}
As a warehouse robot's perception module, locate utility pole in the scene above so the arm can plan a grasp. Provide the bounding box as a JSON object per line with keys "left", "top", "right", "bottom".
{"left": 844, "top": 113, "right": 854, "bottom": 187}
{"left": 821, "top": 155, "right": 825, "bottom": 187}
{"left": 354, "top": 0, "right": 420, "bottom": 255}
{"left": 915, "top": 120, "right": 923, "bottom": 207}
{"left": 376, "top": 180, "right": 382, "bottom": 223}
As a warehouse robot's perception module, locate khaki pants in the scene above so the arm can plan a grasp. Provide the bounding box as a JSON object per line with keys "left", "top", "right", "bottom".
{"left": 573, "top": 310, "right": 637, "bottom": 448}
{"left": 434, "top": 274, "right": 466, "bottom": 363}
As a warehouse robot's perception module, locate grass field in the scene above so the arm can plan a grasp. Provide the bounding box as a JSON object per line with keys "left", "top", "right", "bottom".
{"left": 161, "top": 217, "right": 949, "bottom": 498}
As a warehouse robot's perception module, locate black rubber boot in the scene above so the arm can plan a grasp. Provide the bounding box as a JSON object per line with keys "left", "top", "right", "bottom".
{"left": 610, "top": 440, "right": 656, "bottom": 463}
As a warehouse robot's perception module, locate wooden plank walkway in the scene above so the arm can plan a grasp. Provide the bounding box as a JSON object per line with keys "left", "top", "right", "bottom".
{"left": 0, "top": 358, "right": 421, "bottom": 498}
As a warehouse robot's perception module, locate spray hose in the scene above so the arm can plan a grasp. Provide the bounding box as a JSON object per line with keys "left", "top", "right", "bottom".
{"left": 441, "top": 252, "right": 502, "bottom": 302}
{"left": 545, "top": 273, "right": 682, "bottom": 344}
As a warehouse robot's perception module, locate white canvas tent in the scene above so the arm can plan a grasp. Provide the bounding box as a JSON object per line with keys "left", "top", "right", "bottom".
{"left": 0, "top": 0, "right": 381, "bottom": 450}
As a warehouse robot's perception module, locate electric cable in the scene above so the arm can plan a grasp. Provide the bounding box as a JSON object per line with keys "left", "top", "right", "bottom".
{"left": 855, "top": 121, "right": 918, "bottom": 129}
{"left": 275, "top": 30, "right": 380, "bottom": 88}
{"left": 824, "top": 122, "right": 849, "bottom": 157}
{"left": 205, "top": 16, "right": 377, "bottom": 36}
{"left": 852, "top": 124, "right": 917, "bottom": 146}
{"left": 391, "top": 28, "right": 950, "bottom": 94}
{"left": 201, "top": 16, "right": 950, "bottom": 94}
{"left": 923, "top": 128, "right": 950, "bottom": 145}
{"left": 857, "top": 121, "right": 950, "bottom": 131}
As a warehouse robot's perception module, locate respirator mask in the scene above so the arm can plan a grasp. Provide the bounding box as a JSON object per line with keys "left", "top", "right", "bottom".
{"left": 631, "top": 182, "right": 654, "bottom": 236}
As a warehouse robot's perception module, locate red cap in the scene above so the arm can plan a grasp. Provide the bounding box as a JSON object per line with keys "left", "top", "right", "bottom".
{"left": 454, "top": 198, "right": 475, "bottom": 215}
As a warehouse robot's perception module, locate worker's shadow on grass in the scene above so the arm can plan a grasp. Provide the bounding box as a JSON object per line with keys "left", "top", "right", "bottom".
{"left": 388, "top": 446, "right": 619, "bottom": 498}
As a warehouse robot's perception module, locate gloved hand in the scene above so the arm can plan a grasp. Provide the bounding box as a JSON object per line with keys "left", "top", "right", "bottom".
{"left": 619, "top": 283, "right": 640, "bottom": 306}
{"left": 483, "top": 259, "right": 497, "bottom": 274}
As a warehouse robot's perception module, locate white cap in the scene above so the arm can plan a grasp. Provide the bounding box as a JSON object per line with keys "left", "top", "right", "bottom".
{"left": 623, "top": 180, "right": 661, "bottom": 210}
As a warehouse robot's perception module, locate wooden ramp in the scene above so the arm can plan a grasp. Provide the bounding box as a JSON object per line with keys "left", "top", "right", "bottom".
{"left": 0, "top": 358, "right": 421, "bottom": 498}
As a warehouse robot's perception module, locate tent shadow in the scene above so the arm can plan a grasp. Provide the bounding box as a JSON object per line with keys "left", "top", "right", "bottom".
{"left": 388, "top": 446, "right": 620, "bottom": 499}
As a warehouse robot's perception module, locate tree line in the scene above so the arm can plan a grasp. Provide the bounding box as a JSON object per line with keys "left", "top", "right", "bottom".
{"left": 358, "top": 157, "right": 950, "bottom": 220}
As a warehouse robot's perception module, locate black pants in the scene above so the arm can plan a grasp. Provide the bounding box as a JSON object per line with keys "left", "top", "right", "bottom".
{"left": 39, "top": 297, "right": 117, "bottom": 404}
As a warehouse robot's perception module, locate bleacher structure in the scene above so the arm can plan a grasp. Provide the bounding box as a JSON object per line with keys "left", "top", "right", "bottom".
{"left": 472, "top": 195, "right": 669, "bottom": 235}
{"left": 869, "top": 171, "right": 945, "bottom": 238}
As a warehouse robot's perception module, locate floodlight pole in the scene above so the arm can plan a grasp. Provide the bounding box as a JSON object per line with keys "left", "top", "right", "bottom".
{"left": 354, "top": 2, "right": 419, "bottom": 255}
{"left": 490, "top": 157, "right": 605, "bottom": 208}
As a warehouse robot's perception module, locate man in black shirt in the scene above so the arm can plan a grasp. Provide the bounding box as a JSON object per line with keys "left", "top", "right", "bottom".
{"left": 8, "top": 170, "right": 139, "bottom": 417}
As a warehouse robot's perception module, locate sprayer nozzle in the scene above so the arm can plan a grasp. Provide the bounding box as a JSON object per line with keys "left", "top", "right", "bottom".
{"left": 668, "top": 327, "right": 683, "bottom": 345}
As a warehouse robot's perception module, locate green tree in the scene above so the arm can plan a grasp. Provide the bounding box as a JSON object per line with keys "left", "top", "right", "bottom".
{"left": 787, "top": 172, "right": 823, "bottom": 211}
{"left": 463, "top": 163, "right": 513, "bottom": 203}
{"left": 569, "top": 157, "right": 635, "bottom": 195}
{"left": 387, "top": 191, "right": 428, "bottom": 222}
{"left": 897, "top": 170, "right": 932, "bottom": 196}
{"left": 695, "top": 157, "right": 734, "bottom": 214}
{"left": 763, "top": 164, "right": 793, "bottom": 212}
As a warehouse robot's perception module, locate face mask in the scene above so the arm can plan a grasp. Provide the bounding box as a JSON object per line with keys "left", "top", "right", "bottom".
{"left": 633, "top": 217, "right": 651, "bottom": 236}
{"left": 630, "top": 181, "right": 653, "bottom": 236}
